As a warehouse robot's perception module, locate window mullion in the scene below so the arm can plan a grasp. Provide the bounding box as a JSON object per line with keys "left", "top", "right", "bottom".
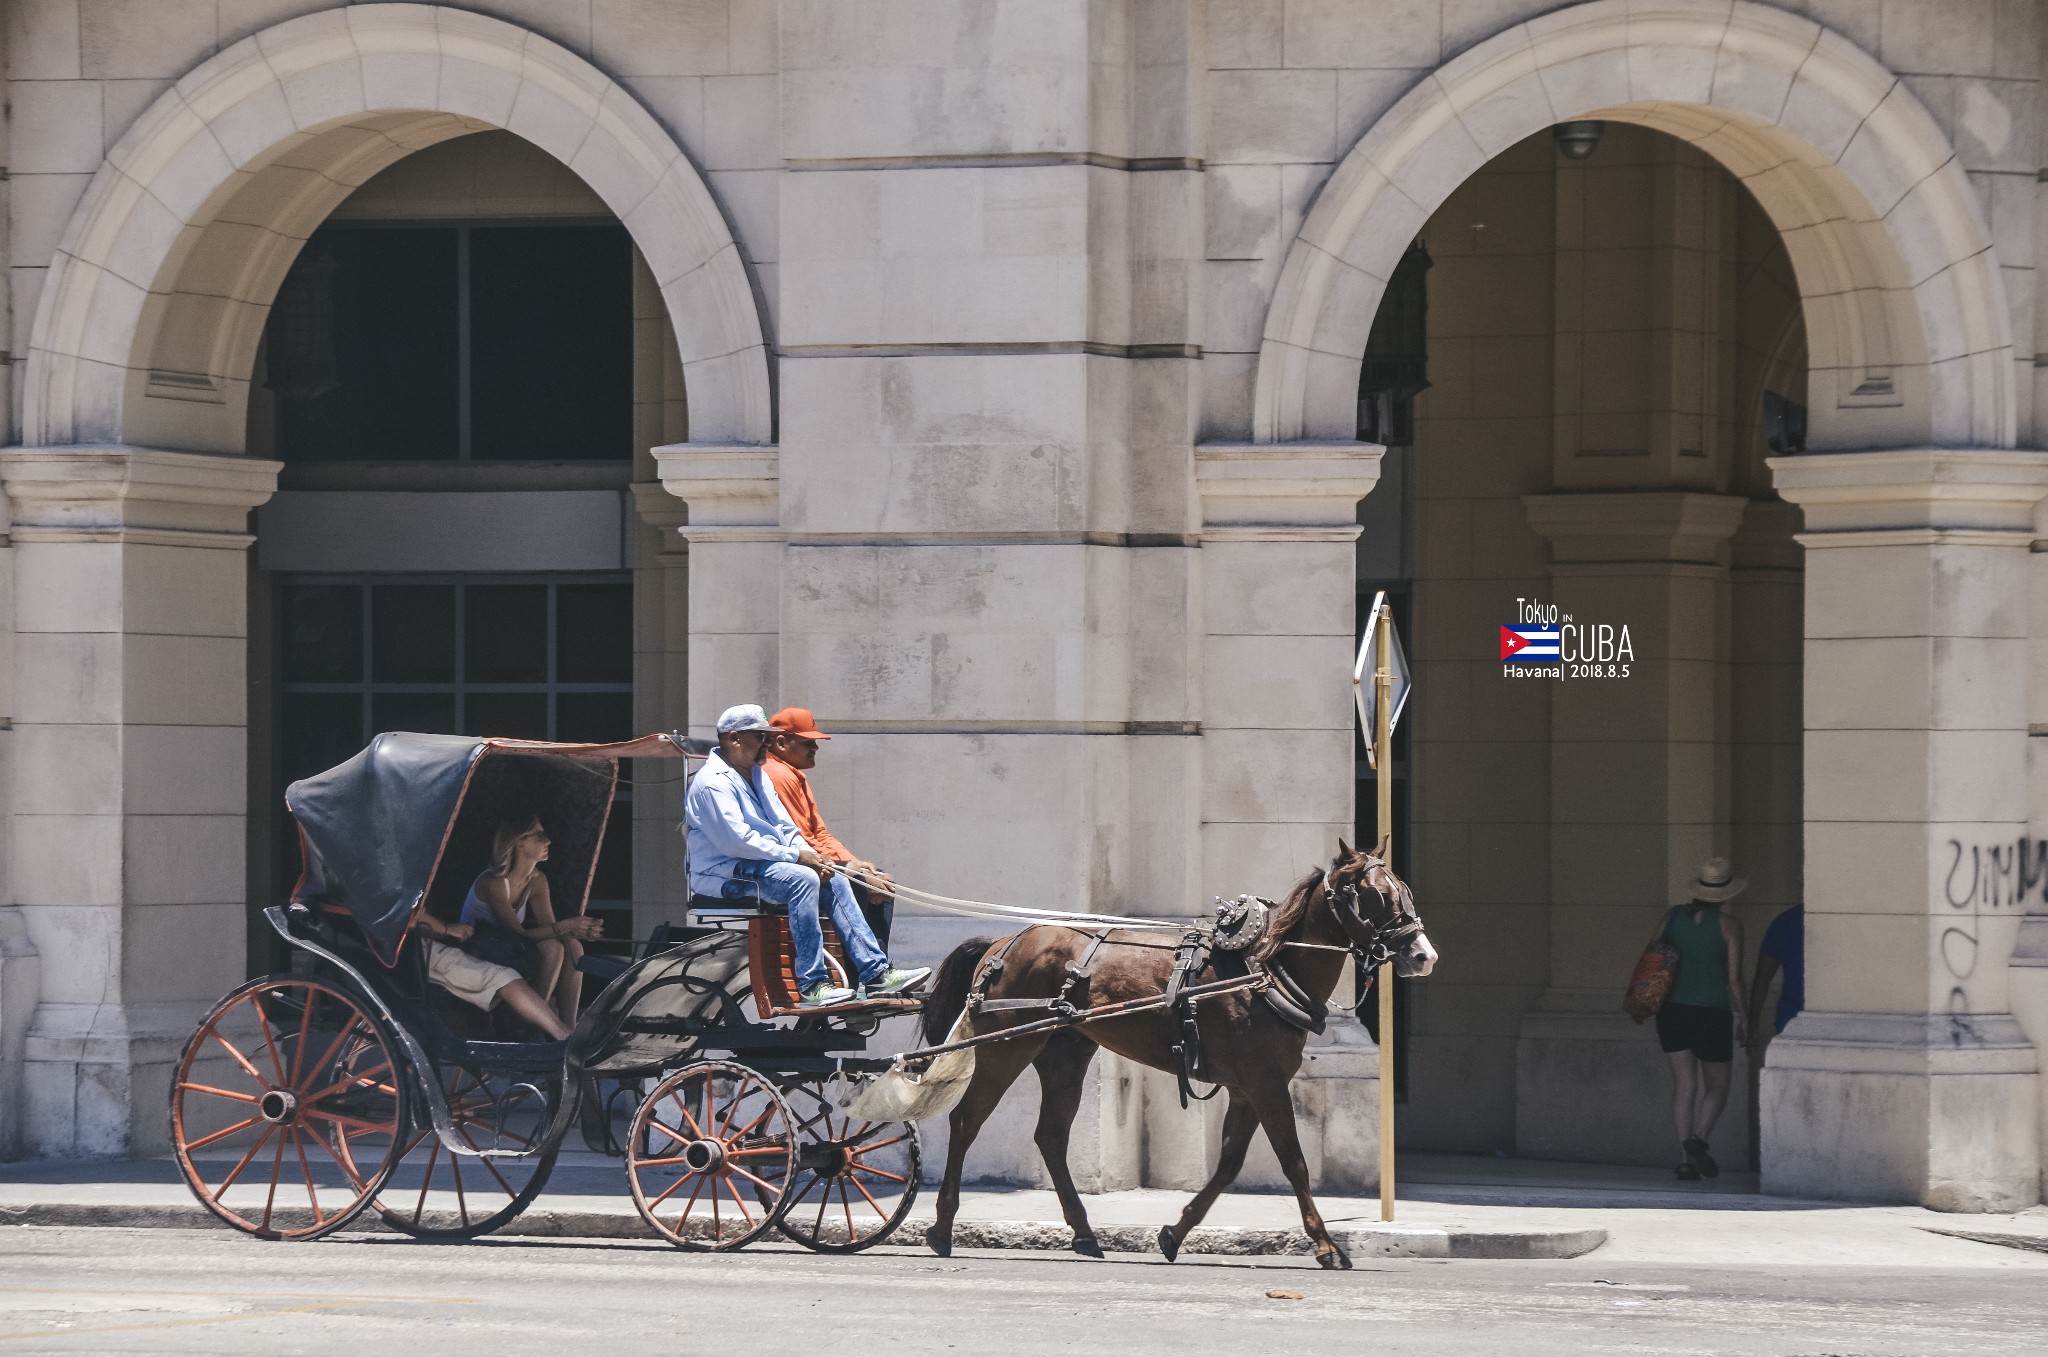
{"left": 456, "top": 225, "right": 473, "bottom": 460}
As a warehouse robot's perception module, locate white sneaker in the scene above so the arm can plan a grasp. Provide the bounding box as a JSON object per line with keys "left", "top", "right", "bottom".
{"left": 799, "top": 981, "right": 857, "bottom": 1007}
{"left": 870, "top": 966, "right": 931, "bottom": 995}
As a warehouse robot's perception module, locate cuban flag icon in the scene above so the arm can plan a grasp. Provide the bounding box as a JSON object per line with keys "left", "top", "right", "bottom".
{"left": 1500, "top": 625, "right": 1561, "bottom": 661}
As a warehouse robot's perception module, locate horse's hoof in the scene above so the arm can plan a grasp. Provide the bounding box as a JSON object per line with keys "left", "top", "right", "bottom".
{"left": 1316, "top": 1245, "right": 1352, "bottom": 1271}
{"left": 1071, "top": 1236, "right": 1103, "bottom": 1259}
{"left": 1157, "top": 1226, "right": 1180, "bottom": 1263}
{"left": 926, "top": 1227, "right": 952, "bottom": 1258}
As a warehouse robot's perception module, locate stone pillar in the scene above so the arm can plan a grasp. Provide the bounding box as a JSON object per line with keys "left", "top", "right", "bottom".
{"left": 1766, "top": 450, "right": 2048, "bottom": 1211}
{"left": 1175, "top": 440, "right": 1381, "bottom": 1191}
{"left": 629, "top": 482, "right": 691, "bottom": 935}
{"left": 653, "top": 444, "right": 780, "bottom": 741}
{"left": 1193, "top": 443, "right": 1378, "bottom": 899}
{"left": 1514, "top": 490, "right": 1747, "bottom": 1166}
{"left": 0, "top": 447, "right": 278, "bottom": 1156}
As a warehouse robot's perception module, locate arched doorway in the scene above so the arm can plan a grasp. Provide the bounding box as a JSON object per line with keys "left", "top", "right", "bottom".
{"left": 3, "top": 5, "right": 767, "bottom": 1155}
{"left": 1353, "top": 120, "right": 1809, "bottom": 1170}
{"left": 1252, "top": 0, "right": 2039, "bottom": 1207}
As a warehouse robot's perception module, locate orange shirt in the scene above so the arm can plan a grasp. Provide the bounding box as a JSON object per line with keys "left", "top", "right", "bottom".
{"left": 764, "top": 754, "right": 855, "bottom": 863}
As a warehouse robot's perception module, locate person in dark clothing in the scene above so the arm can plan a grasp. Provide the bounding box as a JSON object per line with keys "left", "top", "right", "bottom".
{"left": 1652, "top": 858, "right": 1749, "bottom": 1181}
{"left": 1748, "top": 903, "right": 1805, "bottom": 1042}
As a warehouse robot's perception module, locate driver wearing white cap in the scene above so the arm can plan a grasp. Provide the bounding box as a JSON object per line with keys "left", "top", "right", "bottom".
{"left": 684, "top": 703, "right": 928, "bottom": 1006}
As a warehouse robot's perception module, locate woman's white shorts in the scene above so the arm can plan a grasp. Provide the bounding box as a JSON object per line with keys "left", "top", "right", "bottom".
{"left": 425, "top": 940, "right": 521, "bottom": 1012}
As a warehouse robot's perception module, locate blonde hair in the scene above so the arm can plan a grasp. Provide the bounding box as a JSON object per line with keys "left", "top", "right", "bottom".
{"left": 490, "top": 814, "right": 542, "bottom": 875}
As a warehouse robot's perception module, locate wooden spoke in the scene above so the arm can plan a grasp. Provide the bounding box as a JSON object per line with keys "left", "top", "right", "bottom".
{"left": 247, "top": 991, "right": 290, "bottom": 1088}
{"left": 210, "top": 1124, "right": 277, "bottom": 1198}
{"left": 182, "top": 1115, "right": 262, "bottom": 1154}
{"left": 291, "top": 1131, "right": 325, "bottom": 1224}
{"left": 207, "top": 1030, "right": 272, "bottom": 1089}
{"left": 177, "top": 1082, "right": 261, "bottom": 1106}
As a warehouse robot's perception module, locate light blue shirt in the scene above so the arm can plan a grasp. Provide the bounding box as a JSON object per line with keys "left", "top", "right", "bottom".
{"left": 684, "top": 748, "right": 805, "bottom": 897}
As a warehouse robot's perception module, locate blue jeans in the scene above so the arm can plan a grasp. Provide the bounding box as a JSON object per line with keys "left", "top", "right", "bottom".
{"left": 740, "top": 861, "right": 888, "bottom": 991}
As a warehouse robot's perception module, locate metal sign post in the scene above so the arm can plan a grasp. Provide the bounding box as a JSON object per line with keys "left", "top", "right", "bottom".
{"left": 1355, "top": 592, "right": 1408, "bottom": 1225}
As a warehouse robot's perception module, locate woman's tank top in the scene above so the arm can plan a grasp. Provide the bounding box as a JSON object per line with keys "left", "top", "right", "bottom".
{"left": 1665, "top": 903, "right": 1730, "bottom": 1009}
{"left": 460, "top": 874, "right": 529, "bottom": 929}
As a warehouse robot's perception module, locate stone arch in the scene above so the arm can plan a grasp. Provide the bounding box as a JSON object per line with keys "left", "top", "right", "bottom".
{"left": 1254, "top": 0, "right": 2014, "bottom": 451}
{"left": 23, "top": 2, "right": 770, "bottom": 451}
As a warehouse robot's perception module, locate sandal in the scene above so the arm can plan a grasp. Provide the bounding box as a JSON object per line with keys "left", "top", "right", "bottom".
{"left": 1674, "top": 1161, "right": 1701, "bottom": 1181}
{"left": 1684, "top": 1136, "right": 1719, "bottom": 1179}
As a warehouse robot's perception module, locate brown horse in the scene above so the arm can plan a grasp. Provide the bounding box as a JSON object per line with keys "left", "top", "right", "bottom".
{"left": 920, "top": 841, "right": 1435, "bottom": 1269}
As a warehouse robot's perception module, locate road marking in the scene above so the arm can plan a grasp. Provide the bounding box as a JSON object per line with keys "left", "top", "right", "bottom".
{"left": 0, "top": 1288, "right": 480, "bottom": 1344}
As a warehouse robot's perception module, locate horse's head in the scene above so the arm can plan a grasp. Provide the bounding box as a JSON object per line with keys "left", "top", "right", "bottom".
{"left": 1326, "top": 839, "right": 1437, "bottom": 978}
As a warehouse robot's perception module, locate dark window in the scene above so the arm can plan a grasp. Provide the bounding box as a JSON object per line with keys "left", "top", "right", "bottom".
{"left": 264, "top": 221, "right": 632, "bottom": 462}
{"left": 1358, "top": 240, "right": 1433, "bottom": 448}
{"left": 274, "top": 575, "right": 636, "bottom": 952}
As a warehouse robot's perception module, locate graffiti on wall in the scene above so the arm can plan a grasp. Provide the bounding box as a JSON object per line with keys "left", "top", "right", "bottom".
{"left": 1940, "top": 838, "right": 2041, "bottom": 1037}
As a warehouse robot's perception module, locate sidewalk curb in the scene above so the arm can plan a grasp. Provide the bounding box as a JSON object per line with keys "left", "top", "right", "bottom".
{"left": 0, "top": 1201, "right": 1604, "bottom": 1259}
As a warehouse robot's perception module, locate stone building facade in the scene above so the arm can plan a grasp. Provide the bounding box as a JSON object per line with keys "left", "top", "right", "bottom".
{"left": 0, "top": 0, "right": 2045, "bottom": 1213}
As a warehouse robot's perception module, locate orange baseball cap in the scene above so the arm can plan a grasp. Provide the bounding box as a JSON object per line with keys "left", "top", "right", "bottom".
{"left": 768, "top": 707, "right": 831, "bottom": 740}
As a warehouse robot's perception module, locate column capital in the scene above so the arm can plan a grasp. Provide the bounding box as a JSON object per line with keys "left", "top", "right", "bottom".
{"left": 0, "top": 445, "right": 280, "bottom": 547}
{"left": 651, "top": 442, "right": 779, "bottom": 541}
{"left": 1521, "top": 490, "right": 1748, "bottom": 565}
{"left": 1194, "top": 440, "right": 1381, "bottom": 541}
{"left": 629, "top": 479, "right": 689, "bottom": 538}
{"left": 1769, "top": 448, "right": 2048, "bottom": 539}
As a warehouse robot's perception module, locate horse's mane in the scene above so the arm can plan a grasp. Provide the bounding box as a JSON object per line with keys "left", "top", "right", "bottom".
{"left": 1252, "top": 866, "right": 1326, "bottom": 963}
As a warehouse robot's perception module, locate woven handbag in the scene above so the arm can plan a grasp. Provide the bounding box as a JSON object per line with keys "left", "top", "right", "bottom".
{"left": 1622, "top": 910, "right": 1680, "bottom": 1023}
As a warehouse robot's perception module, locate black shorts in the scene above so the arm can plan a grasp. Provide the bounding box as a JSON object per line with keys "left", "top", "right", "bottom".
{"left": 1655, "top": 1002, "right": 1734, "bottom": 1062}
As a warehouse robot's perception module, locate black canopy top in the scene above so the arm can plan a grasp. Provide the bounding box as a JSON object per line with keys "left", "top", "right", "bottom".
{"left": 286, "top": 731, "right": 703, "bottom": 967}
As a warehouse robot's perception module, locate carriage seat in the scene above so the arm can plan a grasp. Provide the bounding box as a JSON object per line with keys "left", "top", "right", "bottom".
{"left": 688, "top": 892, "right": 786, "bottom": 924}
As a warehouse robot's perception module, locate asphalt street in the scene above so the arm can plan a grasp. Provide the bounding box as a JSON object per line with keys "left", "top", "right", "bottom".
{"left": 3, "top": 1224, "right": 2046, "bottom": 1355}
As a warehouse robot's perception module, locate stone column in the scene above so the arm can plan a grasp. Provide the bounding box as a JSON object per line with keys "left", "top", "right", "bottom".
{"left": 629, "top": 482, "right": 691, "bottom": 935}
{"left": 0, "top": 447, "right": 278, "bottom": 1156}
{"left": 653, "top": 444, "right": 780, "bottom": 740}
{"left": 1514, "top": 490, "right": 1747, "bottom": 1166}
{"left": 1160, "top": 440, "right": 1381, "bottom": 1192}
{"left": 1766, "top": 449, "right": 2048, "bottom": 1211}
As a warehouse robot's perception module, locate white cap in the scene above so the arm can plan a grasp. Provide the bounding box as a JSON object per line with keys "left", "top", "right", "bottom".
{"left": 715, "top": 703, "right": 775, "bottom": 734}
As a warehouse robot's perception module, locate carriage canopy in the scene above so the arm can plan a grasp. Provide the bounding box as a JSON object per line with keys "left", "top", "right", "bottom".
{"left": 285, "top": 731, "right": 703, "bottom": 966}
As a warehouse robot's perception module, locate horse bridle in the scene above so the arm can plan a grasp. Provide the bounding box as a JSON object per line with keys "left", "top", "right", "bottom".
{"left": 1324, "top": 860, "right": 1424, "bottom": 970}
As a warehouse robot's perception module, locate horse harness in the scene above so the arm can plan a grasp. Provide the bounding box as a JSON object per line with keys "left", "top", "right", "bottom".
{"left": 953, "top": 862, "right": 1421, "bottom": 1106}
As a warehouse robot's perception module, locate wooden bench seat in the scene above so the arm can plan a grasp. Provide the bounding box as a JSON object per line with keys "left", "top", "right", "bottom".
{"left": 745, "top": 916, "right": 923, "bottom": 1019}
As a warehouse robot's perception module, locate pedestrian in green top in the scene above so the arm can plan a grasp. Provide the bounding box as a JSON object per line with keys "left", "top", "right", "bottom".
{"left": 1649, "top": 858, "right": 1749, "bottom": 1181}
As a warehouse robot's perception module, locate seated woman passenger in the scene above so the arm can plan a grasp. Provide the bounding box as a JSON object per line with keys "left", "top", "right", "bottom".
{"left": 463, "top": 814, "right": 604, "bottom": 1026}
{"left": 413, "top": 911, "right": 571, "bottom": 1041}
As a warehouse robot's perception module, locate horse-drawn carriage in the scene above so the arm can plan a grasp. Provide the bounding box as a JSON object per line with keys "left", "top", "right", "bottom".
{"left": 170, "top": 732, "right": 923, "bottom": 1251}
{"left": 171, "top": 728, "right": 1436, "bottom": 1268}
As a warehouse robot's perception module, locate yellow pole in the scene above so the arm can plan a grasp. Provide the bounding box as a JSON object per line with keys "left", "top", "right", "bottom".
{"left": 1376, "top": 603, "right": 1395, "bottom": 1224}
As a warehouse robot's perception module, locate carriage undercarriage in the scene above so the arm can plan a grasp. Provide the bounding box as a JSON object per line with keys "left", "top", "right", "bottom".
{"left": 172, "top": 905, "right": 927, "bottom": 1251}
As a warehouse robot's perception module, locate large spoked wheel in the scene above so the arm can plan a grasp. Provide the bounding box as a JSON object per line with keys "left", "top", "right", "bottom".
{"left": 774, "top": 1083, "right": 922, "bottom": 1253}
{"left": 360, "top": 1063, "right": 564, "bottom": 1239}
{"left": 626, "top": 1061, "right": 796, "bottom": 1251}
{"left": 170, "top": 976, "right": 407, "bottom": 1240}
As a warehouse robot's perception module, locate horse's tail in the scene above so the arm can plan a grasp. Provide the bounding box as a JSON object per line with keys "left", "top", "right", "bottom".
{"left": 923, "top": 936, "right": 997, "bottom": 1044}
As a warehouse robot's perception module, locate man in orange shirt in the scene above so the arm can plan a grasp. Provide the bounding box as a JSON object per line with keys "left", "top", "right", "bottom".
{"left": 764, "top": 707, "right": 895, "bottom": 946}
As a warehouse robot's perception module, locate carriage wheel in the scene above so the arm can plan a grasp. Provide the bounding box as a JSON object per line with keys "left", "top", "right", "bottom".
{"left": 170, "top": 976, "right": 406, "bottom": 1240}
{"left": 357, "top": 1063, "right": 563, "bottom": 1239}
{"left": 626, "top": 1061, "right": 795, "bottom": 1251}
{"left": 773, "top": 1083, "right": 922, "bottom": 1253}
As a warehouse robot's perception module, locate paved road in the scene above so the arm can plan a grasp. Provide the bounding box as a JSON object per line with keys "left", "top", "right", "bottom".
{"left": 4, "top": 1224, "right": 2046, "bottom": 1355}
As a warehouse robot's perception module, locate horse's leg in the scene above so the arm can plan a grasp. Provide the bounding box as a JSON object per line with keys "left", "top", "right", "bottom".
{"left": 1242, "top": 1074, "right": 1351, "bottom": 1270}
{"left": 1157, "top": 1091, "right": 1258, "bottom": 1263}
{"left": 1030, "top": 1034, "right": 1102, "bottom": 1257}
{"left": 928, "top": 1037, "right": 1041, "bottom": 1257}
